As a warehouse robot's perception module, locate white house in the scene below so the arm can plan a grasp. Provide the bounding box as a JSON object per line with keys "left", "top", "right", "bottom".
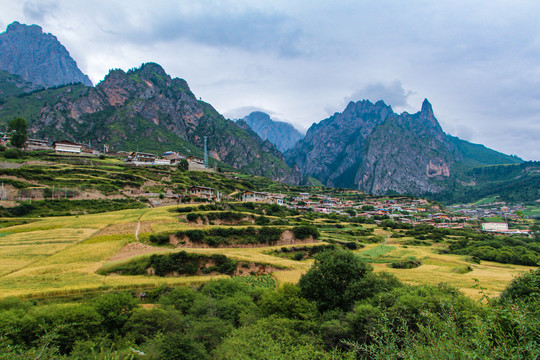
{"left": 189, "top": 186, "right": 221, "bottom": 201}
{"left": 52, "top": 140, "right": 82, "bottom": 154}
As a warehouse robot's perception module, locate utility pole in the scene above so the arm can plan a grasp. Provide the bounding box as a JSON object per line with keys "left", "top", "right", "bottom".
{"left": 203, "top": 136, "right": 208, "bottom": 168}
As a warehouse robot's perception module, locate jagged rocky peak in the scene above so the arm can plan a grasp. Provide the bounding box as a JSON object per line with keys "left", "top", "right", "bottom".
{"left": 419, "top": 98, "right": 442, "bottom": 130}
{"left": 0, "top": 21, "right": 93, "bottom": 87}
{"left": 286, "top": 98, "right": 459, "bottom": 194}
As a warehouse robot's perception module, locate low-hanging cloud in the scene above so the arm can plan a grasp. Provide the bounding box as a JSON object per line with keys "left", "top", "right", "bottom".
{"left": 345, "top": 81, "right": 413, "bottom": 108}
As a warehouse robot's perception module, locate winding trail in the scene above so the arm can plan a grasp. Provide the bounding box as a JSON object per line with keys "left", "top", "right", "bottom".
{"left": 135, "top": 220, "right": 141, "bottom": 241}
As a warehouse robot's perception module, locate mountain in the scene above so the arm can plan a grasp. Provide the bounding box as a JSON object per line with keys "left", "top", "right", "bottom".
{"left": 286, "top": 99, "right": 522, "bottom": 195}
{"left": 0, "top": 70, "right": 42, "bottom": 99}
{"left": 237, "top": 111, "right": 304, "bottom": 152}
{"left": 0, "top": 62, "right": 300, "bottom": 184}
{"left": 0, "top": 21, "right": 92, "bottom": 88}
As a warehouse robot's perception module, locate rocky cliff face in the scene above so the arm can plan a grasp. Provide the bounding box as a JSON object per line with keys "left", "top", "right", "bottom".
{"left": 286, "top": 99, "right": 520, "bottom": 195}
{"left": 353, "top": 100, "right": 457, "bottom": 194}
{"left": 286, "top": 100, "right": 394, "bottom": 189}
{"left": 0, "top": 62, "right": 299, "bottom": 184}
{"left": 238, "top": 111, "right": 304, "bottom": 152}
{"left": 0, "top": 22, "right": 92, "bottom": 87}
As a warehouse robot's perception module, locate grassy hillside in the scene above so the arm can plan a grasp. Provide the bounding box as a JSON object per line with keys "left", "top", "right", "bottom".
{"left": 0, "top": 202, "right": 535, "bottom": 300}
{"left": 449, "top": 135, "right": 523, "bottom": 167}
{"left": 429, "top": 161, "right": 540, "bottom": 204}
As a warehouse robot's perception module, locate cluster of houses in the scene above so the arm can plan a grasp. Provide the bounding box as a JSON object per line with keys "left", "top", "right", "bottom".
{"left": 9, "top": 138, "right": 209, "bottom": 170}
{"left": 5, "top": 137, "right": 532, "bottom": 236}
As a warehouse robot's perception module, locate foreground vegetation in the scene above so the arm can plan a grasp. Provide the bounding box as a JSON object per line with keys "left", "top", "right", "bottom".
{"left": 0, "top": 250, "right": 538, "bottom": 359}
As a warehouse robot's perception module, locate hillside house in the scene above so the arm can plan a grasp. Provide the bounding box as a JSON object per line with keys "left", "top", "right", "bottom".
{"left": 189, "top": 186, "right": 221, "bottom": 201}
{"left": 154, "top": 159, "right": 171, "bottom": 166}
{"left": 53, "top": 140, "right": 82, "bottom": 154}
{"left": 242, "top": 191, "right": 270, "bottom": 203}
{"left": 482, "top": 222, "right": 509, "bottom": 232}
{"left": 163, "top": 151, "right": 186, "bottom": 164}
{"left": 80, "top": 144, "right": 99, "bottom": 156}
{"left": 187, "top": 156, "right": 205, "bottom": 170}
{"left": 24, "top": 138, "right": 51, "bottom": 151}
{"left": 241, "top": 191, "right": 285, "bottom": 205}
{"left": 298, "top": 192, "right": 310, "bottom": 199}
{"left": 126, "top": 152, "right": 157, "bottom": 165}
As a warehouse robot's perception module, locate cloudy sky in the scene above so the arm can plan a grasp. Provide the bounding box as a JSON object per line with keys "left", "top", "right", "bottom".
{"left": 1, "top": 0, "right": 539, "bottom": 160}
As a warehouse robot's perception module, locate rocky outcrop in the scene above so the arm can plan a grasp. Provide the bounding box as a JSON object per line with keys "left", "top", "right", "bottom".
{"left": 287, "top": 99, "right": 507, "bottom": 195}
{"left": 286, "top": 100, "right": 394, "bottom": 189}
{"left": 0, "top": 21, "right": 92, "bottom": 87}
{"left": 238, "top": 111, "right": 304, "bottom": 152}
{"left": 1, "top": 61, "right": 299, "bottom": 184}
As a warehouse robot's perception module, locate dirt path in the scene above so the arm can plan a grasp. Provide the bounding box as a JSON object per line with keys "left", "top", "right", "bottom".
{"left": 135, "top": 221, "right": 141, "bottom": 241}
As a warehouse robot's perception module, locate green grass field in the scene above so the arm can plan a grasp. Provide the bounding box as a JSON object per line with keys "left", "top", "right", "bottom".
{"left": 0, "top": 205, "right": 535, "bottom": 300}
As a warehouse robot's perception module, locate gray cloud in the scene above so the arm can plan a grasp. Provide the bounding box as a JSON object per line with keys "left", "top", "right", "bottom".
{"left": 345, "top": 81, "right": 413, "bottom": 109}
{"left": 88, "top": 3, "right": 305, "bottom": 57}
{"left": 22, "top": 1, "right": 57, "bottom": 22}
{"left": 224, "top": 106, "right": 277, "bottom": 121}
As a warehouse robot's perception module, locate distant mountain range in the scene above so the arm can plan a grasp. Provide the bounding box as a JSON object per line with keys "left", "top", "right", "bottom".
{"left": 0, "top": 21, "right": 536, "bottom": 202}
{"left": 0, "top": 22, "right": 92, "bottom": 88}
{"left": 236, "top": 112, "right": 304, "bottom": 152}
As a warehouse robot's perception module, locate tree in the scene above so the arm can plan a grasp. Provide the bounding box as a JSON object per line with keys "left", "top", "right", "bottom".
{"left": 298, "top": 249, "right": 373, "bottom": 312}
{"left": 92, "top": 292, "right": 138, "bottom": 334}
{"left": 259, "top": 283, "right": 317, "bottom": 320}
{"left": 178, "top": 159, "right": 189, "bottom": 171}
{"left": 7, "top": 117, "right": 27, "bottom": 149}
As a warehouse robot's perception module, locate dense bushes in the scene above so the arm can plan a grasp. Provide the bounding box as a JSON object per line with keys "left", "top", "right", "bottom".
{"left": 293, "top": 225, "right": 320, "bottom": 239}
{"left": 0, "top": 250, "right": 539, "bottom": 359}
{"left": 171, "top": 227, "right": 285, "bottom": 246}
{"left": 99, "top": 251, "right": 238, "bottom": 276}
{"left": 148, "top": 233, "right": 170, "bottom": 245}
{"left": 150, "top": 252, "right": 238, "bottom": 276}
{"left": 389, "top": 258, "right": 422, "bottom": 269}
{"left": 185, "top": 211, "right": 251, "bottom": 223}
{"left": 449, "top": 234, "right": 540, "bottom": 266}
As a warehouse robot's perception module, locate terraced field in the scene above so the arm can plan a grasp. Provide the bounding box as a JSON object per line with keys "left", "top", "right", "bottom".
{"left": 0, "top": 204, "right": 534, "bottom": 300}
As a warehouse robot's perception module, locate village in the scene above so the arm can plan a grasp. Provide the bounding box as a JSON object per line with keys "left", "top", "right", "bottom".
{"left": 0, "top": 137, "right": 533, "bottom": 237}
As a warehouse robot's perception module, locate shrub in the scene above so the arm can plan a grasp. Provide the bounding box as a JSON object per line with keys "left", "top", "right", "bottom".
{"left": 343, "top": 242, "right": 360, "bottom": 250}
{"left": 255, "top": 216, "right": 270, "bottom": 225}
{"left": 3, "top": 148, "right": 22, "bottom": 159}
{"left": 186, "top": 213, "right": 201, "bottom": 222}
{"left": 184, "top": 230, "right": 205, "bottom": 242}
{"left": 389, "top": 259, "right": 422, "bottom": 269}
{"left": 293, "top": 225, "right": 320, "bottom": 240}
{"left": 499, "top": 268, "right": 540, "bottom": 303}
{"left": 257, "top": 227, "right": 283, "bottom": 244}
{"left": 149, "top": 233, "right": 171, "bottom": 245}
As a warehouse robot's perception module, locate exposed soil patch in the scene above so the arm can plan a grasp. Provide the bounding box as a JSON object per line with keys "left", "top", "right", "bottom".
{"left": 108, "top": 242, "right": 164, "bottom": 262}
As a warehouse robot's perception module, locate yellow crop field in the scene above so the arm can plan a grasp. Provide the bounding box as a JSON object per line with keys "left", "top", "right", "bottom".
{"left": 0, "top": 205, "right": 534, "bottom": 300}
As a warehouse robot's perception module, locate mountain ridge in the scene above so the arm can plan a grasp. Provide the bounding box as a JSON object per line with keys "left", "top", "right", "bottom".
{"left": 0, "top": 62, "right": 300, "bottom": 184}
{"left": 286, "top": 98, "right": 522, "bottom": 195}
